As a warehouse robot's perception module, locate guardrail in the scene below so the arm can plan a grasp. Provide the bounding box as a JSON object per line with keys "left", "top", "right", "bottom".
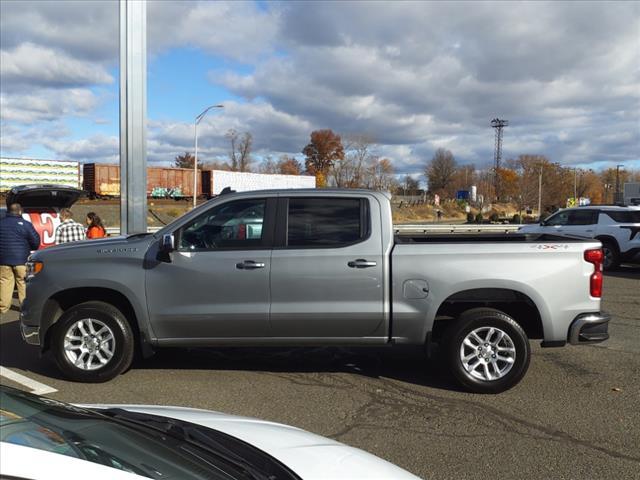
{"left": 105, "top": 226, "right": 162, "bottom": 236}
{"left": 105, "top": 224, "right": 523, "bottom": 236}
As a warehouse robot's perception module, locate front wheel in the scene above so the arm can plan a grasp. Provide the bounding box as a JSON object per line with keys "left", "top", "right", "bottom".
{"left": 51, "top": 301, "right": 134, "bottom": 383}
{"left": 446, "top": 308, "right": 530, "bottom": 394}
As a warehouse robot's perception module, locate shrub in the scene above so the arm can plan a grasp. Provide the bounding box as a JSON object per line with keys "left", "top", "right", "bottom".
{"left": 475, "top": 213, "right": 483, "bottom": 224}
{"left": 489, "top": 213, "right": 500, "bottom": 223}
{"left": 512, "top": 214, "right": 522, "bottom": 224}
{"left": 466, "top": 212, "right": 475, "bottom": 223}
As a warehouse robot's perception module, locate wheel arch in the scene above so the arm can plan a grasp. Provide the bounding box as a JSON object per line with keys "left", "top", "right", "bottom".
{"left": 431, "top": 288, "right": 544, "bottom": 342}
{"left": 42, "top": 287, "right": 153, "bottom": 357}
{"left": 594, "top": 235, "right": 619, "bottom": 251}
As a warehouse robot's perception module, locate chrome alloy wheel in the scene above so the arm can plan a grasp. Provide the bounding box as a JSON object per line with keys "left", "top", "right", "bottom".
{"left": 63, "top": 318, "right": 115, "bottom": 371}
{"left": 460, "top": 327, "right": 516, "bottom": 381}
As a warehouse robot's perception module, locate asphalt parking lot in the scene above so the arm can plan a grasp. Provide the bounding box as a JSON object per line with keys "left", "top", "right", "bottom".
{"left": 1, "top": 266, "right": 639, "bottom": 480}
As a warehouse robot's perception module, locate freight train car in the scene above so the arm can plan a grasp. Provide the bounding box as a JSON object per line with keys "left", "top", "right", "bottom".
{"left": 200, "top": 170, "right": 316, "bottom": 197}
{"left": 83, "top": 164, "right": 201, "bottom": 199}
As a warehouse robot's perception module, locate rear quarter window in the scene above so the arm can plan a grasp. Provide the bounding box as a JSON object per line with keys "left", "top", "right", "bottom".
{"left": 601, "top": 211, "right": 640, "bottom": 223}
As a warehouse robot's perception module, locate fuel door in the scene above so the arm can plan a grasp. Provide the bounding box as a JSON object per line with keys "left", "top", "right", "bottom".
{"left": 403, "top": 279, "right": 429, "bottom": 299}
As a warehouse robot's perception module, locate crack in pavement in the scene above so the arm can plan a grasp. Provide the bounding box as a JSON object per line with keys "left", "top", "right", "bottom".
{"left": 265, "top": 370, "right": 640, "bottom": 465}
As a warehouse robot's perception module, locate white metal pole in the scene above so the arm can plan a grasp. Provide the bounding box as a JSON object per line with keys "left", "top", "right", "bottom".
{"left": 119, "top": 0, "right": 147, "bottom": 234}
{"left": 193, "top": 121, "right": 198, "bottom": 209}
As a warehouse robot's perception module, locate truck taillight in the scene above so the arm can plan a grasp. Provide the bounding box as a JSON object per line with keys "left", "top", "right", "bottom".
{"left": 584, "top": 248, "right": 603, "bottom": 298}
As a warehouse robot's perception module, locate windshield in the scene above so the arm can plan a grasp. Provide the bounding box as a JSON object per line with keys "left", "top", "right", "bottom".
{"left": 0, "top": 386, "right": 298, "bottom": 480}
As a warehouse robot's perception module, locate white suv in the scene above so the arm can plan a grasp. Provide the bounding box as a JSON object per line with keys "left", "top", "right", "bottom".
{"left": 519, "top": 206, "right": 640, "bottom": 270}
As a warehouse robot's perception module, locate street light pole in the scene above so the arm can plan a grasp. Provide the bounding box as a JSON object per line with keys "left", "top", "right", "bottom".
{"left": 193, "top": 104, "right": 224, "bottom": 208}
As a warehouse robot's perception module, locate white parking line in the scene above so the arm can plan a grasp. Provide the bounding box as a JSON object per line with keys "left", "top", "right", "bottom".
{"left": 0, "top": 366, "right": 57, "bottom": 395}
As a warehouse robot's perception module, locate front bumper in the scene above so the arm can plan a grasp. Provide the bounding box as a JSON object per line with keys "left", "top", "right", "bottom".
{"left": 20, "top": 320, "right": 41, "bottom": 346}
{"left": 568, "top": 312, "right": 610, "bottom": 345}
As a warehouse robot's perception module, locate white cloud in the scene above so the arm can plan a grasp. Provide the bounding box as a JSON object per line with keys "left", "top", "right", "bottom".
{"left": 148, "top": 1, "right": 279, "bottom": 61}
{"left": 43, "top": 134, "right": 119, "bottom": 163}
{"left": 0, "top": 89, "right": 100, "bottom": 123}
{"left": 1, "top": 43, "right": 113, "bottom": 90}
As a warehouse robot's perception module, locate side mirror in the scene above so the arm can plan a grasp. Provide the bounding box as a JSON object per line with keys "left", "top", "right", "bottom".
{"left": 160, "top": 234, "right": 175, "bottom": 253}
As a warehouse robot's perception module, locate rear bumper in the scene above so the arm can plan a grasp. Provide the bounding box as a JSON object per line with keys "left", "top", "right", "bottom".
{"left": 568, "top": 312, "right": 610, "bottom": 345}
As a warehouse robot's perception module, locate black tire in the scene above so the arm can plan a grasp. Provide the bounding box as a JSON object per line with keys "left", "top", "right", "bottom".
{"left": 600, "top": 240, "right": 620, "bottom": 271}
{"left": 445, "top": 308, "right": 530, "bottom": 394}
{"left": 51, "top": 301, "right": 134, "bottom": 383}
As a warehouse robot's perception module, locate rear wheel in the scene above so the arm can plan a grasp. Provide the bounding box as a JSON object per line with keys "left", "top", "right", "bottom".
{"left": 51, "top": 301, "right": 134, "bottom": 383}
{"left": 601, "top": 240, "right": 620, "bottom": 271}
{"left": 446, "top": 308, "right": 530, "bottom": 394}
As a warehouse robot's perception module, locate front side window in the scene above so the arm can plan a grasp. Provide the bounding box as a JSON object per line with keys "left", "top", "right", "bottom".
{"left": 178, "top": 199, "right": 266, "bottom": 250}
{"left": 287, "top": 197, "right": 367, "bottom": 247}
{"left": 544, "top": 211, "right": 569, "bottom": 226}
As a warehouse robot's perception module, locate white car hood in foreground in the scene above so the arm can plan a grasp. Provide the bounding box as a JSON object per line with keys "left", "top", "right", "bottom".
{"left": 85, "top": 404, "right": 422, "bottom": 480}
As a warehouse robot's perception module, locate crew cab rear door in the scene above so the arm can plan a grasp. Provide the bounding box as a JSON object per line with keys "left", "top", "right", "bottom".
{"left": 269, "top": 194, "right": 387, "bottom": 341}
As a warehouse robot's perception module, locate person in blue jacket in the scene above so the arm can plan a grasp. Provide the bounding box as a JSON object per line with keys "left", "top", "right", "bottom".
{"left": 0, "top": 203, "right": 40, "bottom": 314}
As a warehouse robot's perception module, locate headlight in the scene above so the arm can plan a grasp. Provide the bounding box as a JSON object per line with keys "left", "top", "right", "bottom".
{"left": 26, "top": 261, "right": 44, "bottom": 280}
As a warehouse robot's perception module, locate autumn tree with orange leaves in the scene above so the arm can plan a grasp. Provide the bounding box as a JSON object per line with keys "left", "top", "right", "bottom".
{"left": 302, "top": 129, "right": 345, "bottom": 187}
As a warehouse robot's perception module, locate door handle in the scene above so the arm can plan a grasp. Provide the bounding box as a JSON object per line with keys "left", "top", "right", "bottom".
{"left": 348, "top": 259, "right": 377, "bottom": 268}
{"left": 236, "top": 260, "right": 265, "bottom": 270}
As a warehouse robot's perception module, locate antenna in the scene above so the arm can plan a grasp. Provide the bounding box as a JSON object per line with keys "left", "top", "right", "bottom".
{"left": 491, "top": 118, "right": 508, "bottom": 201}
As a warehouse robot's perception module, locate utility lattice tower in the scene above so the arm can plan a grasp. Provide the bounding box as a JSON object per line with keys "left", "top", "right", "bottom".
{"left": 491, "top": 118, "right": 508, "bottom": 201}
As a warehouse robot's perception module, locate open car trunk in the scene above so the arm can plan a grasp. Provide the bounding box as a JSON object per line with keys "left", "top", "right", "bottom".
{"left": 6, "top": 184, "right": 85, "bottom": 209}
{"left": 3, "top": 184, "right": 86, "bottom": 249}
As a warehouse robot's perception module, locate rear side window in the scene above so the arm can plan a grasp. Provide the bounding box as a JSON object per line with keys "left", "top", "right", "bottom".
{"left": 566, "top": 210, "right": 597, "bottom": 226}
{"left": 287, "top": 198, "right": 368, "bottom": 247}
{"left": 602, "top": 211, "right": 640, "bottom": 223}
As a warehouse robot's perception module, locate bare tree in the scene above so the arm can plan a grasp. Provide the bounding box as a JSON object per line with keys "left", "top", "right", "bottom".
{"left": 364, "top": 157, "right": 395, "bottom": 191}
{"left": 226, "top": 129, "right": 239, "bottom": 171}
{"left": 238, "top": 132, "right": 252, "bottom": 172}
{"left": 425, "top": 148, "right": 457, "bottom": 196}
{"left": 259, "top": 155, "right": 278, "bottom": 174}
{"left": 226, "top": 129, "right": 252, "bottom": 172}
{"left": 332, "top": 134, "right": 375, "bottom": 187}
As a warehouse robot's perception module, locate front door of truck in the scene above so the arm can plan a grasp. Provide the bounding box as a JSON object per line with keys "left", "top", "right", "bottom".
{"left": 269, "top": 196, "right": 387, "bottom": 340}
{"left": 145, "top": 197, "right": 275, "bottom": 339}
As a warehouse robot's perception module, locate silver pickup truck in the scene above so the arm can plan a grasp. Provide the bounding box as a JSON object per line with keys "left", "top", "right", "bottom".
{"left": 20, "top": 189, "right": 610, "bottom": 393}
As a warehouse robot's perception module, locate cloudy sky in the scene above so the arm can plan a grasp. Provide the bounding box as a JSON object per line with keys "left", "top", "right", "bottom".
{"left": 1, "top": 0, "right": 638, "bottom": 175}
